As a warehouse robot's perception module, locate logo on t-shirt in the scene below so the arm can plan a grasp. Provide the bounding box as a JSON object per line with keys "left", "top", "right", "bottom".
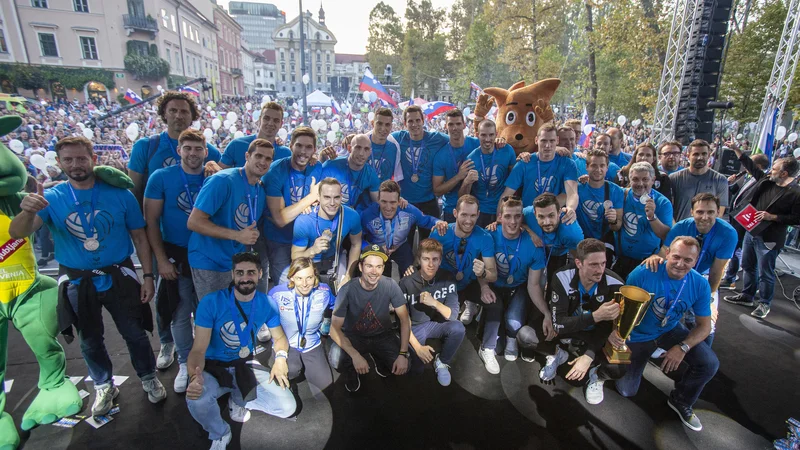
{"left": 353, "top": 301, "right": 383, "bottom": 334}
{"left": 536, "top": 175, "right": 554, "bottom": 193}
{"left": 220, "top": 320, "right": 246, "bottom": 349}
{"left": 651, "top": 295, "right": 689, "bottom": 324}
{"left": 482, "top": 165, "right": 499, "bottom": 187}
{"left": 65, "top": 210, "right": 114, "bottom": 245}
{"left": 341, "top": 183, "right": 352, "bottom": 205}
{"left": 162, "top": 156, "right": 178, "bottom": 168}
{"left": 582, "top": 199, "right": 600, "bottom": 221}
{"left": 495, "top": 251, "right": 512, "bottom": 278}
{"left": 623, "top": 212, "right": 639, "bottom": 236}
{"left": 177, "top": 191, "right": 197, "bottom": 216}
{"left": 234, "top": 202, "right": 251, "bottom": 230}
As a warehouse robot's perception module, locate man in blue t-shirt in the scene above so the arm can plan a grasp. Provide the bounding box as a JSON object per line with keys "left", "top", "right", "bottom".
{"left": 606, "top": 129, "right": 633, "bottom": 168}
{"left": 187, "top": 141, "right": 274, "bottom": 301}
{"left": 292, "top": 178, "right": 363, "bottom": 288}
{"left": 502, "top": 124, "right": 579, "bottom": 225}
{"left": 321, "top": 134, "right": 380, "bottom": 210}
{"left": 12, "top": 136, "right": 167, "bottom": 417}
{"left": 186, "top": 252, "right": 296, "bottom": 448}
{"left": 128, "top": 91, "right": 220, "bottom": 207}
{"left": 432, "top": 109, "right": 480, "bottom": 222}
{"left": 615, "top": 238, "right": 719, "bottom": 432}
{"left": 523, "top": 193, "right": 584, "bottom": 284}
{"left": 367, "top": 107, "right": 403, "bottom": 182}
{"left": 144, "top": 129, "right": 213, "bottom": 393}
{"left": 558, "top": 127, "right": 620, "bottom": 183}
{"left": 577, "top": 150, "right": 624, "bottom": 240}
{"left": 219, "top": 102, "right": 292, "bottom": 168}
{"left": 460, "top": 120, "right": 517, "bottom": 227}
{"left": 262, "top": 126, "right": 323, "bottom": 286}
{"left": 641, "top": 193, "right": 736, "bottom": 346}
{"left": 614, "top": 162, "right": 673, "bottom": 276}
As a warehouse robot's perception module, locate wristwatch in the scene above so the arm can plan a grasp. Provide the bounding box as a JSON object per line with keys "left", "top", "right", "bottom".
{"left": 678, "top": 342, "right": 690, "bottom": 353}
{"left": 143, "top": 273, "right": 155, "bottom": 279}
{"left": 275, "top": 350, "right": 288, "bottom": 359}
{"left": 398, "top": 351, "right": 410, "bottom": 358}
{"left": 647, "top": 216, "right": 657, "bottom": 222}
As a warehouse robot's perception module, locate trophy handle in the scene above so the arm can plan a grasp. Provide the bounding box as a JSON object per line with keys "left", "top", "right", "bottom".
{"left": 613, "top": 292, "right": 624, "bottom": 329}
{"left": 634, "top": 292, "right": 655, "bottom": 327}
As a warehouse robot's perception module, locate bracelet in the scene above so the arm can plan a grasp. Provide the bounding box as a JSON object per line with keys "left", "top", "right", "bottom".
{"left": 143, "top": 273, "right": 155, "bottom": 279}
{"left": 647, "top": 216, "right": 657, "bottom": 221}
{"left": 398, "top": 351, "right": 409, "bottom": 358}
{"left": 275, "top": 350, "right": 288, "bottom": 359}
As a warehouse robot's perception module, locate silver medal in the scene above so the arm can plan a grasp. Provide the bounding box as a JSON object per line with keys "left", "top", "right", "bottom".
{"left": 507, "top": 276, "right": 514, "bottom": 285}
{"left": 239, "top": 346, "right": 251, "bottom": 358}
{"left": 456, "top": 272, "right": 464, "bottom": 281}
{"left": 603, "top": 200, "right": 614, "bottom": 210}
{"left": 84, "top": 238, "right": 99, "bottom": 251}
{"left": 661, "top": 317, "right": 668, "bottom": 328}
{"left": 411, "top": 174, "right": 420, "bottom": 183}
{"left": 639, "top": 194, "right": 650, "bottom": 205}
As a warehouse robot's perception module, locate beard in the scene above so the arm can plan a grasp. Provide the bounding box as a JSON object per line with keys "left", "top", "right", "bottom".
{"left": 235, "top": 281, "right": 256, "bottom": 296}
{"left": 67, "top": 169, "right": 91, "bottom": 182}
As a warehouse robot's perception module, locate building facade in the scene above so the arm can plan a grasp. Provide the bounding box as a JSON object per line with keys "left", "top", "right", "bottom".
{"left": 241, "top": 43, "right": 256, "bottom": 96}
{"left": 214, "top": 5, "right": 242, "bottom": 98}
{"left": 272, "top": 7, "right": 335, "bottom": 98}
{"left": 228, "top": 1, "right": 285, "bottom": 52}
{"left": 254, "top": 49, "right": 276, "bottom": 96}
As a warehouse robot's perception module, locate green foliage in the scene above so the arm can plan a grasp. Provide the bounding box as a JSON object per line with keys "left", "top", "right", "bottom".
{"left": 124, "top": 53, "right": 170, "bottom": 81}
{"left": 0, "top": 63, "right": 115, "bottom": 92}
{"left": 366, "top": 2, "right": 403, "bottom": 82}
{"left": 167, "top": 74, "right": 189, "bottom": 89}
{"left": 452, "top": 13, "right": 517, "bottom": 102}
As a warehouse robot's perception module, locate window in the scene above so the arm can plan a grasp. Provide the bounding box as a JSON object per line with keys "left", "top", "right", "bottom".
{"left": 316, "top": 65, "right": 321, "bottom": 73}
{"left": 80, "top": 36, "right": 98, "bottom": 60}
{"left": 38, "top": 33, "right": 58, "bottom": 57}
{"left": 281, "top": 74, "right": 285, "bottom": 81}
{"left": 317, "top": 75, "right": 321, "bottom": 83}
{"left": 32, "top": 0, "right": 48, "bottom": 8}
{"left": 129, "top": 40, "right": 148, "bottom": 56}
{"left": 282, "top": 86, "right": 285, "bottom": 92}
{"left": 256, "top": 70, "right": 260, "bottom": 77}
{"left": 326, "top": 53, "right": 330, "bottom": 62}
{"left": 73, "top": 0, "right": 88, "bottom": 13}
{"left": 170, "top": 15, "right": 176, "bottom": 32}
{"left": 281, "top": 63, "right": 285, "bottom": 72}
{"left": 182, "top": 21, "right": 187, "bottom": 38}
{"left": 326, "top": 64, "right": 330, "bottom": 73}
{"left": 290, "top": 50, "right": 294, "bottom": 61}
{"left": 290, "top": 64, "right": 295, "bottom": 72}
{"left": 292, "top": 86, "right": 295, "bottom": 93}
{"left": 291, "top": 74, "right": 295, "bottom": 82}
{"left": 269, "top": 72, "right": 273, "bottom": 77}
{"left": 280, "top": 51, "right": 284, "bottom": 61}
{"left": 165, "top": 48, "right": 171, "bottom": 64}
{"left": 160, "top": 9, "right": 169, "bottom": 27}
{"left": 0, "top": 30, "right": 7, "bottom": 53}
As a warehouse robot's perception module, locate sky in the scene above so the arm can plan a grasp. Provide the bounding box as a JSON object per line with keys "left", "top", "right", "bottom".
{"left": 216, "top": 0, "right": 454, "bottom": 54}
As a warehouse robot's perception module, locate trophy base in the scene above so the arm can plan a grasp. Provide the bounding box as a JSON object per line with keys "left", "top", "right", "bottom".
{"left": 604, "top": 342, "right": 632, "bottom": 365}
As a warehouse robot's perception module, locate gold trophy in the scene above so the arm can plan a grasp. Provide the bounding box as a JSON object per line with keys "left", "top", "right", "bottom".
{"left": 603, "top": 285, "right": 653, "bottom": 364}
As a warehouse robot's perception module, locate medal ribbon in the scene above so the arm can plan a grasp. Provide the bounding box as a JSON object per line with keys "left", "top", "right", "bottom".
{"left": 293, "top": 288, "right": 314, "bottom": 349}
{"left": 67, "top": 182, "right": 99, "bottom": 241}
{"left": 289, "top": 169, "right": 309, "bottom": 203}
{"left": 692, "top": 222, "right": 718, "bottom": 269}
{"left": 179, "top": 166, "right": 203, "bottom": 209}
{"left": 383, "top": 214, "right": 398, "bottom": 250}
{"left": 452, "top": 232, "right": 470, "bottom": 274}
{"left": 410, "top": 139, "right": 423, "bottom": 177}
{"left": 502, "top": 231, "right": 523, "bottom": 279}
{"left": 479, "top": 150, "right": 495, "bottom": 195}
{"left": 240, "top": 168, "right": 258, "bottom": 225}
{"left": 227, "top": 288, "right": 256, "bottom": 353}
{"left": 660, "top": 272, "right": 689, "bottom": 327}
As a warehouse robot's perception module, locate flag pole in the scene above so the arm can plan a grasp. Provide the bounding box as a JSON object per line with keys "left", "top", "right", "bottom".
{"left": 299, "top": 0, "right": 308, "bottom": 126}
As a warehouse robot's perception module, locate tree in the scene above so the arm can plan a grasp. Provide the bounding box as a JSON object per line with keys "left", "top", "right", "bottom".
{"left": 401, "top": 0, "right": 449, "bottom": 98}
{"left": 585, "top": 0, "right": 597, "bottom": 122}
{"left": 366, "top": 2, "right": 404, "bottom": 79}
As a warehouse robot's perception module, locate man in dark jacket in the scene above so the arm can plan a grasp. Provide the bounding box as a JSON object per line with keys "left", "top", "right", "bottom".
{"left": 724, "top": 144, "right": 800, "bottom": 318}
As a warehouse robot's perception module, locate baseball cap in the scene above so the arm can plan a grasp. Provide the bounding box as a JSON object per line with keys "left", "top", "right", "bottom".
{"left": 359, "top": 244, "right": 388, "bottom": 262}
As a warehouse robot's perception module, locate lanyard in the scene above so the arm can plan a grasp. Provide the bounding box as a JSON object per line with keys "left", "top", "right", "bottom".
{"left": 479, "top": 150, "right": 495, "bottom": 194}
{"left": 502, "top": 231, "right": 523, "bottom": 276}
{"left": 452, "top": 232, "right": 470, "bottom": 274}
{"left": 346, "top": 163, "right": 363, "bottom": 207}
{"left": 227, "top": 289, "right": 256, "bottom": 351}
{"left": 179, "top": 166, "right": 202, "bottom": 209}
{"left": 448, "top": 144, "right": 462, "bottom": 176}
{"left": 315, "top": 208, "right": 340, "bottom": 237}
{"left": 165, "top": 133, "right": 180, "bottom": 161}
{"left": 692, "top": 221, "right": 718, "bottom": 268}
{"left": 536, "top": 157, "right": 554, "bottom": 195}
{"left": 293, "top": 288, "right": 314, "bottom": 348}
{"left": 370, "top": 141, "right": 387, "bottom": 174}
{"left": 383, "top": 213, "right": 398, "bottom": 249}
{"left": 289, "top": 168, "right": 309, "bottom": 203}
{"left": 661, "top": 272, "right": 688, "bottom": 327}
{"left": 239, "top": 168, "right": 258, "bottom": 225}
{"left": 67, "top": 182, "right": 99, "bottom": 239}
{"left": 409, "top": 138, "right": 424, "bottom": 175}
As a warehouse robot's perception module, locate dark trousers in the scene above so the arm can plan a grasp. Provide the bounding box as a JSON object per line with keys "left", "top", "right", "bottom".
{"left": 382, "top": 241, "right": 414, "bottom": 276}
{"left": 287, "top": 345, "right": 333, "bottom": 394}
{"left": 612, "top": 254, "right": 643, "bottom": 281}
{"left": 412, "top": 199, "right": 440, "bottom": 241}
{"left": 330, "top": 331, "right": 404, "bottom": 375}
{"left": 459, "top": 280, "right": 503, "bottom": 349}
{"left": 409, "top": 320, "right": 466, "bottom": 374}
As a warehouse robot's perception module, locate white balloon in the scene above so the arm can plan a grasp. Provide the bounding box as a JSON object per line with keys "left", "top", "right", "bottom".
{"left": 331, "top": 122, "right": 340, "bottom": 132}
{"left": 82, "top": 128, "right": 94, "bottom": 139}
{"left": 776, "top": 126, "right": 787, "bottom": 141}
{"left": 318, "top": 120, "right": 327, "bottom": 131}
{"left": 326, "top": 107, "right": 332, "bottom": 116}
{"left": 302, "top": 73, "right": 310, "bottom": 85}
{"left": 210, "top": 111, "right": 217, "bottom": 117}
{"left": 736, "top": 133, "right": 743, "bottom": 140}
{"left": 583, "top": 124, "right": 594, "bottom": 136}
{"left": 292, "top": 103, "right": 299, "bottom": 110}
{"left": 212, "top": 118, "right": 222, "bottom": 130}
{"left": 229, "top": 125, "right": 237, "bottom": 133}
{"left": 125, "top": 126, "right": 138, "bottom": 142}
{"left": 191, "top": 121, "right": 201, "bottom": 130}
{"left": 206, "top": 105, "right": 212, "bottom": 112}
{"left": 788, "top": 132, "right": 799, "bottom": 143}
{"left": 45, "top": 151, "right": 57, "bottom": 164}
{"left": 226, "top": 112, "right": 238, "bottom": 123}
{"left": 223, "top": 120, "right": 232, "bottom": 129}
{"left": 617, "top": 115, "right": 627, "bottom": 126}
{"left": 632, "top": 119, "right": 642, "bottom": 127}
{"left": 363, "top": 91, "right": 371, "bottom": 102}
{"left": 326, "top": 130, "right": 336, "bottom": 142}
{"left": 77, "top": 122, "right": 86, "bottom": 130}
{"left": 369, "top": 92, "right": 378, "bottom": 103}
{"left": 311, "top": 120, "right": 320, "bottom": 131}
{"left": 246, "top": 102, "right": 253, "bottom": 111}
{"left": 203, "top": 128, "right": 213, "bottom": 139}
{"left": 368, "top": 112, "right": 375, "bottom": 121}
{"left": 252, "top": 110, "right": 261, "bottom": 122}
{"left": 58, "top": 109, "right": 65, "bottom": 116}
{"left": 30, "top": 154, "right": 48, "bottom": 172}
{"left": 278, "top": 128, "right": 288, "bottom": 140}
{"left": 234, "top": 131, "right": 245, "bottom": 139}
{"left": 354, "top": 119, "right": 363, "bottom": 128}
{"left": 794, "top": 148, "right": 800, "bottom": 158}
{"left": 8, "top": 139, "right": 23, "bottom": 154}
{"left": 262, "top": 95, "right": 270, "bottom": 104}
{"left": 156, "top": 85, "right": 163, "bottom": 91}
{"left": 345, "top": 119, "right": 352, "bottom": 127}
{"left": 464, "top": 107, "right": 471, "bottom": 116}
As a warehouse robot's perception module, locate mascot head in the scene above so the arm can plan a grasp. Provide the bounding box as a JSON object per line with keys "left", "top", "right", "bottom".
{"left": 0, "top": 115, "right": 30, "bottom": 197}
{"left": 484, "top": 79, "right": 560, "bottom": 154}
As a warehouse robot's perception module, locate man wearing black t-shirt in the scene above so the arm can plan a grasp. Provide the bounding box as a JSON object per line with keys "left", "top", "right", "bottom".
{"left": 399, "top": 239, "right": 465, "bottom": 386}
{"left": 329, "top": 245, "right": 411, "bottom": 392}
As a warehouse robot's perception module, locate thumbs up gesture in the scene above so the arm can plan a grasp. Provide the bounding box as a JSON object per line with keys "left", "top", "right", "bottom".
{"left": 237, "top": 222, "right": 260, "bottom": 245}
{"left": 186, "top": 367, "right": 204, "bottom": 400}
{"left": 20, "top": 183, "right": 49, "bottom": 214}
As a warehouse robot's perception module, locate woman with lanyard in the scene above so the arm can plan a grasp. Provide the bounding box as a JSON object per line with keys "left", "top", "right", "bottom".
{"left": 268, "top": 258, "right": 335, "bottom": 397}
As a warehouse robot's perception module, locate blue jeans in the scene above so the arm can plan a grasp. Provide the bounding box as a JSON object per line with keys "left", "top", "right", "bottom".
{"left": 171, "top": 274, "right": 199, "bottom": 364}
{"left": 265, "top": 240, "right": 292, "bottom": 287}
{"left": 615, "top": 324, "right": 719, "bottom": 409}
{"left": 502, "top": 285, "right": 529, "bottom": 339}
{"left": 410, "top": 320, "right": 466, "bottom": 374}
{"left": 186, "top": 365, "right": 296, "bottom": 441}
{"left": 741, "top": 232, "right": 780, "bottom": 305}
{"left": 67, "top": 284, "right": 157, "bottom": 386}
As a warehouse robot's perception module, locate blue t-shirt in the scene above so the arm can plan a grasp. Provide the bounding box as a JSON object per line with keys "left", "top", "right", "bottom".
{"left": 626, "top": 264, "right": 711, "bottom": 342}
{"left": 144, "top": 165, "right": 204, "bottom": 248}
{"left": 368, "top": 134, "right": 401, "bottom": 182}
{"left": 619, "top": 188, "right": 674, "bottom": 260}
{"left": 262, "top": 157, "right": 324, "bottom": 244}
{"left": 188, "top": 168, "right": 267, "bottom": 272}
{"left": 491, "top": 225, "right": 546, "bottom": 288}
{"left": 609, "top": 151, "right": 632, "bottom": 168}
{"left": 38, "top": 181, "right": 145, "bottom": 292}
{"left": 573, "top": 155, "right": 621, "bottom": 182}
{"left": 506, "top": 154, "right": 578, "bottom": 206}
{"left": 128, "top": 131, "right": 220, "bottom": 177}
{"left": 665, "top": 218, "right": 737, "bottom": 274}
{"left": 432, "top": 137, "right": 480, "bottom": 212}
{"left": 220, "top": 134, "right": 291, "bottom": 168}
{"left": 268, "top": 283, "right": 334, "bottom": 353}
{"left": 292, "top": 205, "right": 362, "bottom": 262}
{"left": 195, "top": 288, "right": 281, "bottom": 363}
{"left": 430, "top": 224, "right": 495, "bottom": 291}
{"left": 465, "top": 145, "right": 517, "bottom": 215}
{"left": 320, "top": 156, "right": 380, "bottom": 210}
{"left": 360, "top": 202, "right": 438, "bottom": 249}
{"left": 523, "top": 206, "right": 584, "bottom": 257}
{"left": 392, "top": 130, "right": 450, "bottom": 203}
{"left": 577, "top": 181, "right": 624, "bottom": 239}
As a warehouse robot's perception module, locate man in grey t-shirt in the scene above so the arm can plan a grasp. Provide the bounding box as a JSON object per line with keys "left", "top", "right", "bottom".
{"left": 330, "top": 245, "right": 411, "bottom": 392}
{"left": 669, "top": 139, "right": 729, "bottom": 221}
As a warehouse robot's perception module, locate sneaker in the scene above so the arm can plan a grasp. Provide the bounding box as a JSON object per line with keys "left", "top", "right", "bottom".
{"left": 651, "top": 348, "right": 667, "bottom": 359}
{"left": 723, "top": 293, "right": 754, "bottom": 307}
{"left": 257, "top": 324, "right": 271, "bottom": 342}
{"left": 91, "top": 384, "right": 119, "bottom": 418}
{"left": 174, "top": 363, "right": 189, "bottom": 394}
{"left": 520, "top": 352, "right": 536, "bottom": 363}
{"left": 539, "top": 347, "right": 568, "bottom": 381}
{"left": 228, "top": 398, "right": 251, "bottom": 423}
{"left": 584, "top": 366, "right": 605, "bottom": 405}
{"left": 720, "top": 278, "right": 737, "bottom": 290}
{"left": 156, "top": 342, "right": 176, "bottom": 369}
{"left": 433, "top": 355, "right": 452, "bottom": 386}
{"left": 210, "top": 429, "right": 233, "bottom": 450}
{"left": 504, "top": 336, "right": 519, "bottom": 361}
{"left": 142, "top": 377, "right": 167, "bottom": 404}
{"left": 667, "top": 396, "right": 702, "bottom": 431}
{"left": 369, "top": 354, "right": 389, "bottom": 378}
{"left": 460, "top": 301, "right": 479, "bottom": 325}
{"left": 320, "top": 317, "right": 332, "bottom": 336}
{"left": 751, "top": 303, "right": 770, "bottom": 319}
{"left": 478, "top": 347, "right": 500, "bottom": 374}
{"left": 345, "top": 369, "right": 361, "bottom": 393}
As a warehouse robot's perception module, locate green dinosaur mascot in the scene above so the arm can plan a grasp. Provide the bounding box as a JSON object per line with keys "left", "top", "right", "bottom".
{"left": 0, "top": 115, "right": 81, "bottom": 450}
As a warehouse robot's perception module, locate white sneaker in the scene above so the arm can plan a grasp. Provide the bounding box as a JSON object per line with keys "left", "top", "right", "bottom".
{"left": 210, "top": 429, "right": 232, "bottom": 450}
{"left": 142, "top": 377, "right": 167, "bottom": 404}
{"left": 174, "top": 363, "right": 189, "bottom": 394}
{"left": 257, "top": 324, "right": 271, "bottom": 342}
{"left": 651, "top": 347, "right": 667, "bottom": 358}
{"left": 478, "top": 347, "right": 500, "bottom": 374}
{"left": 460, "top": 302, "right": 479, "bottom": 325}
{"left": 228, "top": 398, "right": 251, "bottom": 423}
{"left": 91, "top": 384, "right": 119, "bottom": 418}
{"left": 584, "top": 366, "right": 605, "bottom": 405}
{"left": 156, "top": 342, "right": 176, "bottom": 369}
{"left": 433, "top": 355, "right": 452, "bottom": 386}
{"left": 504, "top": 336, "right": 519, "bottom": 361}
{"left": 539, "top": 347, "right": 568, "bottom": 381}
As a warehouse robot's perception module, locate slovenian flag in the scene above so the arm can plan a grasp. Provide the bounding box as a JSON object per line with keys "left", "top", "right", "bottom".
{"left": 421, "top": 101, "right": 457, "bottom": 120}
{"left": 756, "top": 103, "right": 779, "bottom": 162}
{"left": 124, "top": 89, "right": 142, "bottom": 104}
{"left": 359, "top": 68, "right": 397, "bottom": 107}
{"left": 179, "top": 86, "right": 200, "bottom": 96}
{"left": 578, "top": 107, "right": 594, "bottom": 149}
{"left": 331, "top": 98, "right": 341, "bottom": 115}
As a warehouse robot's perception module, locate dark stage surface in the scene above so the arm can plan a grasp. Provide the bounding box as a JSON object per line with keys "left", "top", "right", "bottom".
{"left": 5, "top": 274, "right": 800, "bottom": 450}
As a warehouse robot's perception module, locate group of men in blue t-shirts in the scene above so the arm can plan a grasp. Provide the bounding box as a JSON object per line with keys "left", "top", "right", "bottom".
{"left": 20, "top": 89, "right": 794, "bottom": 449}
